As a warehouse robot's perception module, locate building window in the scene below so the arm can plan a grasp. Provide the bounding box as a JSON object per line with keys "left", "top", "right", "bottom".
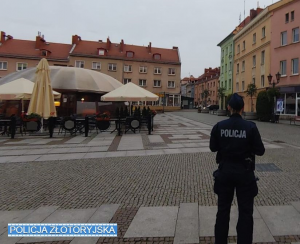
{"left": 124, "top": 65, "right": 132, "bottom": 72}
{"left": 168, "top": 81, "right": 175, "bottom": 88}
{"left": 253, "top": 55, "right": 256, "bottom": 67}
{"left": 123, "top": 78, "right": 131, "bottom": 84}
{"left": 17, "top": 63, "right": 27, "bottom": 71}
{"left": 252, "top": 77, "right": 256, "bottom": 85}
{"left": 225, "top": 80, "right": 227, "bottom": 89}
{"left": 280, "top": 60, "right": 287, "bottom": 76}
{"left": 41, "top": 50, "right": 48, "bottom": 56}
{"left": 286, "top": 13, "right": 289, "bottom": 23}
{"left": 262, "top": 27, "right": 266, "bottom": 38}
{"left": 92, "top": 62, "right": 101, "bottom": 70}
{"left": 229, "top": 79, "right": 231, "bottom": 89}
{"left": 292, "top": 58, "right": 299, "bottom": 74}
{"left": 261, "top": 75, "right": 265, "bottom": 87}
{"left": 139, "top": 79, "right": 146, "bottom": 87}
{"left": 126, "top": 51, "right": 134, "bottom": 58}
{"left": 108, "top": 63, "right": 117, "bottom": 71}
{"left": 242, "top": 81, "right": 245, "bottom": 91}
{"left": 213, "top": 82, "right": 215, "bottom": 87}
{"left": 0, "top": 61, "right": 7, "bottom": 70}
{"left": 237, "top": 63, "right": 240, "bottom": 73}
{"left": 292, "top": 28, "right": 299, "bottom": 43}
{"left": 225, "top": 64, "right": 227, "bottom": 72}
{"left": 98, "top": 49, "right": 105, "bottom": 55}
{"left": 236, "top": 82, "right": 239, "bottom": 92}
{"left": 261, "top": 51, "right": 265, "bottom": 65}
{"left": 75, "top": 61, "right": 84, "bottom": 68}
{"left": 153, "top": 80, "right": 161, "bottom": 87}
{"left": 237, "top": 44, "right": 240, "bottom": 53}
{"left": 229, "top": 62, "right": 232, "bottom": 71}
{"left": 139, "top": 66, "right": 147, "bottom": 73}
{"left": 242, "top": 61, "right": 245, "bottom": 72}
{"left": 222, "top": 66, "right": 224, "bottom": 74}
{"left": 253, "top": 33, "right": 256, "bottom": 44}
{"left": 153, "top": 54, "right": 161, "bottom": 60}
{"left": 154, "top": 67, "right": 161, "bottom": 74}
{"left": 291, "top": 11, "right": 294, "bottom": 21}
{"left": 168, "top": 68, "right": 175, "bottom": 75}
{"left": 222, "top": 49, "right": 224, "bottom": 57}
{"left": 242, "top": 41, "right": 245, "bottom": 50}
{"left": 281, "top": 31, "right": 287, "bottom": 46}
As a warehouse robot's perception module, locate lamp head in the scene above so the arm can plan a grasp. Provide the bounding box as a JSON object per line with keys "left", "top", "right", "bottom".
{"left": 267, "top": 74, "right": 273, "bottom": 84}
{"left": 276, "top": 72, "right": 281, "bottom": 83}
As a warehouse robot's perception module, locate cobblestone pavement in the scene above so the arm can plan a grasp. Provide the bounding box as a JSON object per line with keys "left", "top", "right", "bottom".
{"left": 1, "top": 111, "right": 300, "bottom": 243}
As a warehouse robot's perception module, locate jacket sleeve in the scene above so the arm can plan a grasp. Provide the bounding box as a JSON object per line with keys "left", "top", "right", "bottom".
{"left": 251, "top": 125, "right": 265, "bottom": 156}
{"left": 210, "top": 123, "right": 219, "bottom": 152}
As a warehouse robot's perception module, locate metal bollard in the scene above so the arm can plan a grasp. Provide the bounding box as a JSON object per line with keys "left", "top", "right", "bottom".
{"left": 10, "top": 116, "right": 16, "bottom": 139}
{"left": 147, "top": 115, "right": 151, "bottom": 135}
{"left": 85, "top": 116, "right": 89, "bottom": 137}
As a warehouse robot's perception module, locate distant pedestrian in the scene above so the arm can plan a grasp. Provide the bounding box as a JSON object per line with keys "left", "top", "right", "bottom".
{"left": 209, "top": 93, "right": 265, "bottom": 244}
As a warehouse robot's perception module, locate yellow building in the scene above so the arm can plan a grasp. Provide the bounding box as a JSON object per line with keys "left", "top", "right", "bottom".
{"left": 233, "top": 8, "right": 271, "bottom": 112}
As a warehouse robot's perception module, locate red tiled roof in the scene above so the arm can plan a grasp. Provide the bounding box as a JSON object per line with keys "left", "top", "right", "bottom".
{"left": 0, "top": 38, "right": 72, "bottom": 61}
{"left": 72, "top": 39, "right": 180, "bottom": 64}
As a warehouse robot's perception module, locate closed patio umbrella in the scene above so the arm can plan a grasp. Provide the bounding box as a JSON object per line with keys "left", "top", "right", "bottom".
{"left": 27, "top": 58, "right": 57, "bottom": 119}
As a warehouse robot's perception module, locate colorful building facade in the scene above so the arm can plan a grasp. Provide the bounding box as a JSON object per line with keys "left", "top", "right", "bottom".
{"left": 217, "top": 33, "right": 234, "bottom": 109}
{"left": 233, "top": 8, "right": 269, "bottom": 112}
{"left": 270, "top": 0, "right": 300, "bottom": 116}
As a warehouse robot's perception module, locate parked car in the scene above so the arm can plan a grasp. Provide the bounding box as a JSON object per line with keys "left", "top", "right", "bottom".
{"left": 207, "top": 105, "right": 219, "bottom": 110}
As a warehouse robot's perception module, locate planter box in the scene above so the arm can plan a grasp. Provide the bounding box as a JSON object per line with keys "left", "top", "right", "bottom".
{"left": 217, "top": 110, "right": 227, "bottom": 116}
{"left": 243, "top": 112, "right": 257, "bottom": 120}
{"left": 201, "top": 108, "right": 209, "bottom": 113}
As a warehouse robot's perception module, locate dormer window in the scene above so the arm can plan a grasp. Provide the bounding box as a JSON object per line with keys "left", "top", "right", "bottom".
{"left": 98, "top": 49, "right": 105, "bottom": 56}
{"left": 153, "top": 53, "right": 161, "bottom": 60}
{"left": 41, "top": 50, "right": 47, "bottom": 56}
{"left": 126, "top": 51, "right": 134, "bottom": 58}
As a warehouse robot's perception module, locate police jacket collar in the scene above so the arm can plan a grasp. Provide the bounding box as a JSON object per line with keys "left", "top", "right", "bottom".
{"left": 230, "top": 113, "right": 242, "bottom": 118}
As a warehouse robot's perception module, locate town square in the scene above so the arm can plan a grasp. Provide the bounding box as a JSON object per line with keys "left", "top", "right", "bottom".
{"left": 0, "top": 0, "right": 300, "bottom": 243}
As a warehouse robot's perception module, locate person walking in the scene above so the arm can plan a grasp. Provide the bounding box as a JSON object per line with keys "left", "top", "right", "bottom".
{"left": 210, "top": 93, "right": 265, "bottom": 244}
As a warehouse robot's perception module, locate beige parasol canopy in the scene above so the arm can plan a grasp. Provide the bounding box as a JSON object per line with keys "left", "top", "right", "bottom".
{"left": 0, "top": 66, "right": 123, "bottom": 93}
{"left": 0, "top": 78, "right": 61, "bottom": 100}
{"left": 27, "top": 59, "right": 57, "bottom": 119}
{"left": 101, "top": 82, "right": 159, "bottom": 102}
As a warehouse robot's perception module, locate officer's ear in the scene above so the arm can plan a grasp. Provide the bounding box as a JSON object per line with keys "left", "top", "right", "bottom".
{"left": 227, "top": 105, "right": 231, "bottom": 110}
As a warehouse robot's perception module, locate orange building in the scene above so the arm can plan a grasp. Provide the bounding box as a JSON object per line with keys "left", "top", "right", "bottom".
{"left": 0, "top": 31, "right": 181, "bottom": 107}
{"left": 194, "top": 67, "right": 220, "bottom": 107}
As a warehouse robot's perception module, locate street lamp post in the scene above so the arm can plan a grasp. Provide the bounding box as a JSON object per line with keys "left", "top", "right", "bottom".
{"left": 267, "top": 72, "right": 281, "bottom": 123}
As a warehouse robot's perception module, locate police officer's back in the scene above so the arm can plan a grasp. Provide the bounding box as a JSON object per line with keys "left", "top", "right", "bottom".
{"left": 210, "top": 93, "right": 265, "bottom": 244}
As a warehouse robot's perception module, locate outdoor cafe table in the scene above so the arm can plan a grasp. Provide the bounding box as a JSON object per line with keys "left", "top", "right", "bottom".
{"left": 0, "top": 119, "right": 10, "bottom": 136}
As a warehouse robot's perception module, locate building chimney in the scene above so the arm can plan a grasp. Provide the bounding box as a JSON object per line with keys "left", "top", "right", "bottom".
{"left": 72, "top": 35, "right": 81, "bottom": 45}
{"left": 120, "top": 39, "right": 124, "bottom": 52}
{"left": 250, "top": 9, "right": 257, "bottom": 20}
{"left": 106, "top": 37, "right": 111, "bottom": 50}
{"left": 173, "top": 46, "right": 178, "bottom": 49}
{"left": 35, "top": 35, "right": 45, "bottom": 49}
{"left": 0, "top": 31, "right": 6, "bottom": 43}
{"left": 148, "top": 42, "right": 152, "bottom": 53}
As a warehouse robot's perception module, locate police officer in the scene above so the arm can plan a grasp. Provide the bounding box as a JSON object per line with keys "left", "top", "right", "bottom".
{"left": 210, "top": 93, "right": 265, "bottom": 244}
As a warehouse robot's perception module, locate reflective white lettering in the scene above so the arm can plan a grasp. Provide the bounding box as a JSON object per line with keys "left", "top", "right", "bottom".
{"left": 220, "top": 129, "right": 247, "bottom": 138}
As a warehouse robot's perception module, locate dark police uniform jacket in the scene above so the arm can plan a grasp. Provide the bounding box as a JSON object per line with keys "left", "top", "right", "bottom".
{"left": 210, "top": 113, "right": 265, "bottom": 165}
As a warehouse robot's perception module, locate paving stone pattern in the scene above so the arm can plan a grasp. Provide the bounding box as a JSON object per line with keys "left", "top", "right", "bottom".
{"left": 1, "top": 111, "right": 300, "bottom": 244}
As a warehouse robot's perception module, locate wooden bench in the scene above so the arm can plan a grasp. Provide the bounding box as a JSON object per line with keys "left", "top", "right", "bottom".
{"left": 290, "top": 116, "right": 300, "bottom": 125}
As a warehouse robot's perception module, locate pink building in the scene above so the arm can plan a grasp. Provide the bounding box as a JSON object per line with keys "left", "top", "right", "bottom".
{"left": 270, "top": 0, "right": 300, "bottom": 116}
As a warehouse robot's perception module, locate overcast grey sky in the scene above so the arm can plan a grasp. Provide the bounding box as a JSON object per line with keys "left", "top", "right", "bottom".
{"left": 2, "top": 0, "right": 277, "bottom": 78}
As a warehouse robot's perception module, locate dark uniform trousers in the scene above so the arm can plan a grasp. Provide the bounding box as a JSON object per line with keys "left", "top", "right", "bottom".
{"left": 214, "top": 162, "right": 258, "bottom": 244}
